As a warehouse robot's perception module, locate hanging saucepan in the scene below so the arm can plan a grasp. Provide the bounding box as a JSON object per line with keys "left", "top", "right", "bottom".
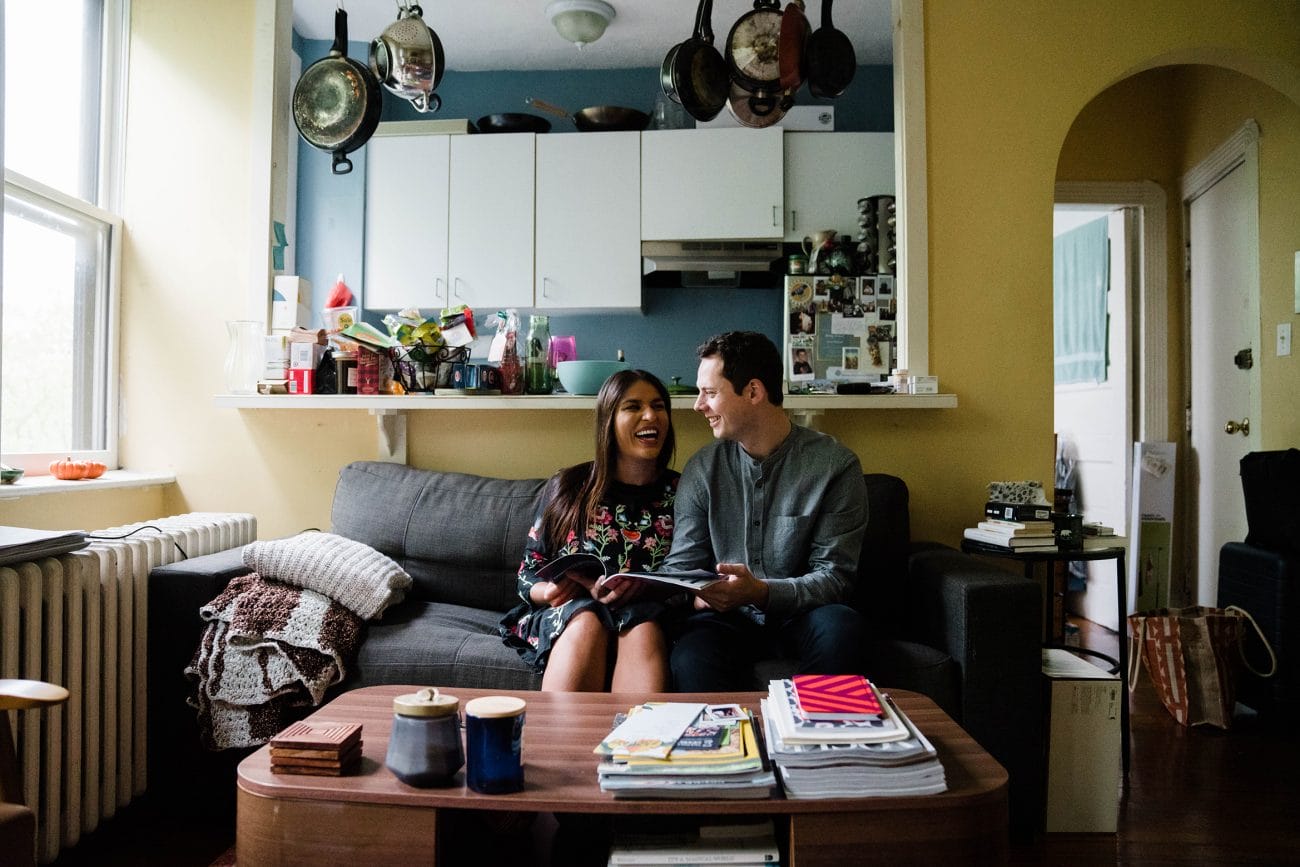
{"left": 527, "top": 98, "right": 650, "bottom": 132}
{"left": 474, "top": 113, "right": 552, "bottom": 134}
{"left": 660, "top": 0, "right": 729, "bottom": 122}
{"left": 807, "top": 0, "right": 856, "bottom": 98}
{"left": 370, "top": 2, "right": 444, "bottom": 113}
{"left": 292, "top": 7, "right": 383, "bottom": 175}
{"left": 725, "top": 79, "right": 787, "bottom": 129}
{"left": 726, "top": 0, "right": 784, "bottom": 95}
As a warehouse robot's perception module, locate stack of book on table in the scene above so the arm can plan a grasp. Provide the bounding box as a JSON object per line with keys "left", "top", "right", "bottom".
{"left": 268, "top": 720, "right": 362, "bottom": 776}
{"left": 760, "top": 674, "right": 946, "bottom": 798}
{"left": 963, "top": 500, "right": 1058, "bottom": 552}
{"left": 595, "top": 702, "right": 775, "bottom": 799}
{"left": 607, "top": 820, "right": 779, "bottom": 866}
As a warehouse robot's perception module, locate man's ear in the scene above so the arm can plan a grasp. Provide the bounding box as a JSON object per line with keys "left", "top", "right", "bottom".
{"left": 746, "top": 379, "right": 764, "bottom": 402}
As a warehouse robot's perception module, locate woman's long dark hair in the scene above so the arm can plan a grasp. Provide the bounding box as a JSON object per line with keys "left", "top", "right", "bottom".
{"left": 539, "top": 369, "right": 675, "bottom": 550}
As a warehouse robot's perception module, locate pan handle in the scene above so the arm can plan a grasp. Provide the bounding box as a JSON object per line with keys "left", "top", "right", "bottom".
{"left": 525, "top": 98, "right": 574, "bottom": 121}
{"left": 332, "top": 151, "right": 354, "bottom": 175}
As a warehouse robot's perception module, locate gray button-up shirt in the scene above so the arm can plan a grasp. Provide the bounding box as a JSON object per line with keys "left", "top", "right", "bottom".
{"left": 663, "top": 424, "right": 867, "bottom": 623}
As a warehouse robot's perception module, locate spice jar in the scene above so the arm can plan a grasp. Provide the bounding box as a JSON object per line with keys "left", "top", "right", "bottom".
{"left": 385, "top": 688, "right": 463, "bottom": 788}
{"left": 334, "top": 351, "right": 358, "bottom": 395}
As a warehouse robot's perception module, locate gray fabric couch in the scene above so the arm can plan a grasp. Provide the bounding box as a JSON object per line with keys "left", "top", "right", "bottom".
{"left": 147, "top": 460, "right": 1045, "bottom": 835}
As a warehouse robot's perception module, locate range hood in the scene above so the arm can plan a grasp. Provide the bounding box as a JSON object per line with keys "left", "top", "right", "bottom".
{"left": 641, "top": 240, "right": 782, "bottom": 275}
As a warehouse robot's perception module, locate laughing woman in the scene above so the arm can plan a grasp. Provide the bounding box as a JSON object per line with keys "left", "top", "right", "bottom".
{"left": 500, "top": 370, "right": 678, "bottom": 692}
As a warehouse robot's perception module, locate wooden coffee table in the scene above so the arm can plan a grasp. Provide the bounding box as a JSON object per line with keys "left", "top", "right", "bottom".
{"left": 237, "top": 686, "right": 1008, "bottom": 866}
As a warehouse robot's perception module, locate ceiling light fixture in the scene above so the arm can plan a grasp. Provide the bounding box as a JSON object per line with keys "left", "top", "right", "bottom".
{"left": 546, "top": 0, "right": 616, "bottom": 49}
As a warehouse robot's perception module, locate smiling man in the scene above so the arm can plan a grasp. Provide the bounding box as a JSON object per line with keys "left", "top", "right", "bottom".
{"left": 663, "top": 331, "right": 868, "bottom": 691}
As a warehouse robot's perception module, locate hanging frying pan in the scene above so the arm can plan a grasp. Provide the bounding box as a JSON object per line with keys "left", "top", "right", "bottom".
{"left": 726, "top": 0, "right": 783, "bottom": 95}
{"left": 292, "top": 7, "right": 383, "bottom": 175}
{"left": 778, "top": 0, "right": 810, "bottom": 95}
{"left": 474, "top": 113, "right": 552, "bottom": 134}
{"left": 660, "top": 0, "right": 729, "bottom": 122}
{"left": 806, "top": 0, "right": 856, "bottom": 98}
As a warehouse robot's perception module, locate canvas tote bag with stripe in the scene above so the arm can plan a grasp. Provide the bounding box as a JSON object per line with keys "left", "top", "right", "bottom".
{"left": 1128, "top": 605, "right": 1275, "bottom": 729}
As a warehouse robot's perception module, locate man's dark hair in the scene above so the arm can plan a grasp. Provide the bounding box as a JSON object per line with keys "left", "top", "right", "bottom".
{"left": 696, "top": 331, "right": 784, "bottom": 406}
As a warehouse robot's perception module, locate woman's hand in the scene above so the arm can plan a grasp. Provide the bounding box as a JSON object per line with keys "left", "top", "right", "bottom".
{"left": 593, "top": 574, "right": 649, "bottom": 608}
{"left": 537, "top": 577, "right": 584, "bottom": 608}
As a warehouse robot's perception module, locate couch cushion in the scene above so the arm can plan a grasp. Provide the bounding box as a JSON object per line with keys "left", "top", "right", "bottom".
{"left": 331, "top": 461, "right": 545, "bottom": 611}
{"left": 351, "top": 600, "right": 542, "bottom": 691}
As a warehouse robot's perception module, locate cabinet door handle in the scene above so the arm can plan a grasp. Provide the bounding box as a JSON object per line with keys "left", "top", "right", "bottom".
{"left": 791, "top": 209, "right": 797, "bottom": 232}
{"left": 453, "top": 277, "right": 465, "bottom": 299}
{"left": 434, "top": 277, "right": 445, "bottom": 300}
{"left": 772, "top": 205, "right": 778, "bottom": 227}
{"left": 541, "top": 276, "right": 552, "bottom": 300}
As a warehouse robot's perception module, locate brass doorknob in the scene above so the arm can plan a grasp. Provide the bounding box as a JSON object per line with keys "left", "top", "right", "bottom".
{"left": 1224, "top": 417, "right": 1250, "bottom": 436}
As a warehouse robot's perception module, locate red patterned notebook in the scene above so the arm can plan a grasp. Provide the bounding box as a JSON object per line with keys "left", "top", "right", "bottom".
{"left": 791, "top": 674, "right": 884, "bottom": 720}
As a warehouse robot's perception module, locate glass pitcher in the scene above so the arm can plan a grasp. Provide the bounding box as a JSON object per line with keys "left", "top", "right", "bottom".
{"left": 224, "top": 320, "right": 263, "bottom": 395}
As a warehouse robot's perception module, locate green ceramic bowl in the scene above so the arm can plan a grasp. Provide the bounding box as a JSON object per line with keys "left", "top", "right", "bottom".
{"left": 0, "top": 465, "right": 24, "bottom": 485}
{"left": 555, "top": 360, "right": 630, "bottom": 396}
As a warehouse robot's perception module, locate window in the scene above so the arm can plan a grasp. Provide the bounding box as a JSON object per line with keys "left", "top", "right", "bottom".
{"left": 2, "top": 0, "right": 126, "bottom": 475}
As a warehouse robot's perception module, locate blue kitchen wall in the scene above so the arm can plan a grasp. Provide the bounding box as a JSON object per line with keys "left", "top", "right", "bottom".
{"left": 293, "top": 36, "right": 893, "bottom": 384}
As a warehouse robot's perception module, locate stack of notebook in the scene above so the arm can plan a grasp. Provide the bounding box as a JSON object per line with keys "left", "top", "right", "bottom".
{"left": 761, "top": 674, "right": 946, "bottom": 798}
{"left": 269, "top": 720, "right": 363, "bottom": 776}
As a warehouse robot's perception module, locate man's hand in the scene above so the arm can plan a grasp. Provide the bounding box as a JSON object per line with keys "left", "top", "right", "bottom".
{"left": 692, "top": 563, "right": 768, "bottom": 612}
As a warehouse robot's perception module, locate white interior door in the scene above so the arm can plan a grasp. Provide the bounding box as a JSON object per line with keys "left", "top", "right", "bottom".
{"left": 1188, "top": 161, "right": 1260, "bottom": 606}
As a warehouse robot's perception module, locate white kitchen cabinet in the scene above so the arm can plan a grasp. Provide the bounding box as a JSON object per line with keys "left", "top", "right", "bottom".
{"left": 535, "top": 132, "right": 641, "bottom": 309}
{"left": 447, "top": 134, "right": 535, "bottom": 309}
{"left": 641, "top": 128, "right": 784, "bottom": 241}
{"left": 363, "top": 124, "right": 452, "bottom": 310}
{"left": 783, "top": 132, "right": 895, "bottom": 242}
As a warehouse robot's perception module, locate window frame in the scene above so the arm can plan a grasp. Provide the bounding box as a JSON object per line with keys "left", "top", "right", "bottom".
{"left": 0, "top": 0, "right": 129, "bottom": 476}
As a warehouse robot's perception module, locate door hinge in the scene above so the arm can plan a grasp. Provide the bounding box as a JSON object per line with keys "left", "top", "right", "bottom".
{"left": 1185, "top": 404, "right": 1193, "bottom": 435}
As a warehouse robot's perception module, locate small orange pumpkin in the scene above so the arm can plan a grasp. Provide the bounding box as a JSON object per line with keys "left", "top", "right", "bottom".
{"left": 50, "top": 458, "right": 87, "bottom": 480}
{"left": 49, "top": 458, "right": 107, "bottom": 480}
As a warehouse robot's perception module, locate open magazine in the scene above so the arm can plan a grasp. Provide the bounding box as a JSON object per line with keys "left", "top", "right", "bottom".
{"left": 534, "top": 551, "right": 724, "bottom": 592}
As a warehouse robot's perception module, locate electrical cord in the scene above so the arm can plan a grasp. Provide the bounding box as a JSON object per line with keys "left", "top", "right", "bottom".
{"left": 86, "top": 525, "right": 189, "bottom": 561}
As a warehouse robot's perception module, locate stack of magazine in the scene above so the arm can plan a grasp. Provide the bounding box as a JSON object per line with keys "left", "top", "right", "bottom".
{"left": 594, "top": 702, "right": 775, "bottom": 800}
{"left": 761, "top": 675, "right": 947, "bottom": 799}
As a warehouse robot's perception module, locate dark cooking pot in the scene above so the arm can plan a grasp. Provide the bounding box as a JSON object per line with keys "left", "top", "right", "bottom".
{"left": 293, "top": 8, "right": 383, "bottom": 174}
{"left": 527, "top": 98, "right": 649, "bottom": 132}
{"left": 475, "top": 113, "right": 552, "bottom": 134}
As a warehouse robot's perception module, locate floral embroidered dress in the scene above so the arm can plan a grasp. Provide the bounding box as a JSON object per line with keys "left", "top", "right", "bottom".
{"left": 498, "top": 469, "right": 679, "bottom": 673}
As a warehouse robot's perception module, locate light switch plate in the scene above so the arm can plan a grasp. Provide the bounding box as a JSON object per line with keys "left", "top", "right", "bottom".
{"left": 1279, "top": 323, "right": 1292, "bottom": 357}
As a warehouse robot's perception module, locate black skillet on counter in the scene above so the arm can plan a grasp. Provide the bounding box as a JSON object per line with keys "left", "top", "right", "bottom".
{"left": 806, "top": 0, "right": 855, "bottom": 98}
{"left": 292, "top": 7, "right": 383, "bottom": 174}
{"left": 474, "top": 113, "right": 552, "bottom": 134}
{"left": 660, "top": 0, "right": 729, "bottom": 122}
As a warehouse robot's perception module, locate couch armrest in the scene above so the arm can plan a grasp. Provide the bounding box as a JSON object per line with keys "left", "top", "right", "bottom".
{"left": 906, "top": 544, "right": 1043, "bottom": 838}
{"left": 146, "top": 546, "right": 252, "bottom": 814}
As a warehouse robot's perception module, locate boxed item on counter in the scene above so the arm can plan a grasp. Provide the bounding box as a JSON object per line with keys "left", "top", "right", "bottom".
{"left": 272, "top": 276, "right": 312, "bottom": 331}
{"left": 909, "top": 375, "right": 939, "bottom": 394}
{"left": 290, "top": 341, "right": 323, "bottom": 370}
{"left": 288, "top": 368, "right": 314, "bottom": 395}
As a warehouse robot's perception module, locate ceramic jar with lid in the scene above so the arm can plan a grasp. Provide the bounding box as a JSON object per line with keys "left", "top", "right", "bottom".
{"left": 384, "top": 687, "right": 463, "bottom": 787}
{"left": 464, "top": 695, "right": 526, "bottom": 794}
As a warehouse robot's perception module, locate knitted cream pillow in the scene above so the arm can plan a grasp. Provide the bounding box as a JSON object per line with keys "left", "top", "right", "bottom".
{"left": 241, "top": 531, "right": 411, "bottom": 620}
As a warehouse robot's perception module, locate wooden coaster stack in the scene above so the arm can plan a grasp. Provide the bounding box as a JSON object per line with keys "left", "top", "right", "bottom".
{"left": 269, "top": 720, "right": 363, "bottom": 776}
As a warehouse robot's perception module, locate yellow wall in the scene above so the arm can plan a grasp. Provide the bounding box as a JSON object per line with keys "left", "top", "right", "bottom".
{"left": 3, "top": 1, "right": 1297, "bottom": 565}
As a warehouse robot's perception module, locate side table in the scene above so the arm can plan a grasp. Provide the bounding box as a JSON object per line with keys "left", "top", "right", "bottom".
{"left": 960, "top": 540, "right": 1130, "bottom": 774}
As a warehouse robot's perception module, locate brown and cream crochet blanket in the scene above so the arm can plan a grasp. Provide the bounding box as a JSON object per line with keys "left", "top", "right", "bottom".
{"left": 185, "top": 572, "right": 363, "bottom": 750}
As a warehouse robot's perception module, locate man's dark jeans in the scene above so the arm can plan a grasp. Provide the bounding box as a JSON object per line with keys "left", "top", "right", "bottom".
{"left": 669, "top": 603, "right": 866, "bottom": 691}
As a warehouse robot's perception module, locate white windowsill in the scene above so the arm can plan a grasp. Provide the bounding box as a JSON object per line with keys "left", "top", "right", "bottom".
{"left": 0, "top": 470, "right": 176, "bottom": 500}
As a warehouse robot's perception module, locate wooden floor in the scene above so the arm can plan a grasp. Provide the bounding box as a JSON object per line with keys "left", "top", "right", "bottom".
{"left": 47, "top": 616, "right": 1300, "bottom": 866}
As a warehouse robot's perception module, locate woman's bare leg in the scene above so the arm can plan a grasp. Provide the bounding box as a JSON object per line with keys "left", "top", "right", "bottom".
{"left": 541, "top": 609, "right": 608, "bottom": 692}
{"left": 610, "top": 621, "right": 668, "bottom": 692}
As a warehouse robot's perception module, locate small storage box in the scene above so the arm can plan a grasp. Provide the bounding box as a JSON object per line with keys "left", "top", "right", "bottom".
{"left": 1042, "top": 648, "right": 1121, "bottom": 833}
